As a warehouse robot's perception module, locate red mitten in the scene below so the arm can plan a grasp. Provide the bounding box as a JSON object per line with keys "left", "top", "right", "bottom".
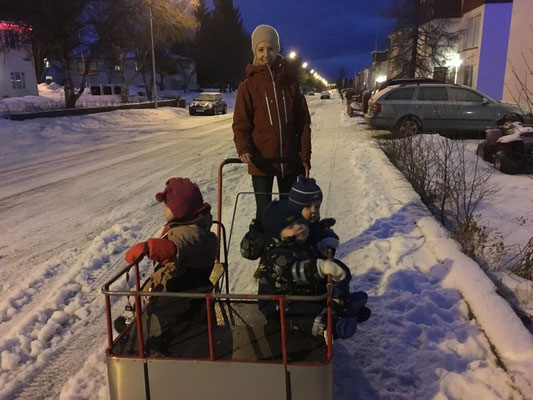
{"left": 146, "top": 238, "right": 177, "bottom": 264}
{"left": 125, "top": 242, "right": 148, "bottom": 264}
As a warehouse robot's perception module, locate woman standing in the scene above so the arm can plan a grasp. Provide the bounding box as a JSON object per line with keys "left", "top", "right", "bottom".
{"left": 233, "top": 24, "right": 312, "bottom": 220}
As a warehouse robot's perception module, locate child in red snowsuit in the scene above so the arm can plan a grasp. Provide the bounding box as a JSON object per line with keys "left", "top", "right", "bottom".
{"left": 117, "top": 178, "right": 218, "bottom": 352}
{"left": 124, "top": 177, "right": 218, "bottom": 292}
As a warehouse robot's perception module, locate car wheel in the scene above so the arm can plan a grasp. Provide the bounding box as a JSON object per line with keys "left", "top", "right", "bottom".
{"left": 396, "top": 116, "right": 421, "bottom": 136}
{"left": 189, "top": 109, "right": 195, "bottom": 116}
{"left": 476, "top": 140, "right": 494, "bottom": 162}
{"left": 222, "top": 105, "right": 227, "bottom": 114}
{"left": 493, "top": 151, "right": 519, "bottom": 174}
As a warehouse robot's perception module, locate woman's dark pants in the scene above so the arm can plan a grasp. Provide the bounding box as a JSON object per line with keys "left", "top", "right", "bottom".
{"left": 252, "top": 174, "right": 298, "bottom": 220}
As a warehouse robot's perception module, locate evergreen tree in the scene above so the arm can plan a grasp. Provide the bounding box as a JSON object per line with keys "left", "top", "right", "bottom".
{"left": 209, "top": 0, "right": 250, "bottom": 88}
{"left": 193, "top": 0, "right": 212, "bottom": 87}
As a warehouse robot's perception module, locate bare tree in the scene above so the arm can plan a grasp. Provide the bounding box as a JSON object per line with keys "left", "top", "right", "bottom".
{"left": 97, "top": 0, "right": 195, "bottom": 103}
{"left": 382, "top": 0, "right": 462, "bottom": 79}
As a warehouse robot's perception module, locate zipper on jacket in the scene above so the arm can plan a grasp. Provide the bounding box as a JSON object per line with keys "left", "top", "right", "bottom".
{"left": 282, "top": 90, "right": 288, "bottom": 124}
{"left": 264, "top": 92, "right": 273, "bottom": 126}
{"left": 267, "top": 65, "right": 285, "bottom": 176}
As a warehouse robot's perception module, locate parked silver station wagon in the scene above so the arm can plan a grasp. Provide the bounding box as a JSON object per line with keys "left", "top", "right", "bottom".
{"left": 365, "top": 83, "right": 530, "bottom": 135}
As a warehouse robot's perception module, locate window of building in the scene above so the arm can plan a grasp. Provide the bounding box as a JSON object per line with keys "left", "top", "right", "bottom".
{"left": 4, "top": 30, "right": 19, "bottom": 49}
{"left": 10, "top": 72, "right": 26, "bottom": 89}
{"left": 114, "top": 65, "right": 121, "bottom": 72}
{"left": 464, "top": 15, "right": 481, "bottom": 49}
{"left": 463, "top": 65, "right": 474, "bottom": 87}
{"left": 77, "top": 61, "right": 98, "bottom": 76}
{"left": 385, "top": 88, "right": 415, "bottom": 100}
{"left": 417, "top": 87, "right": 448, "bottom": 101}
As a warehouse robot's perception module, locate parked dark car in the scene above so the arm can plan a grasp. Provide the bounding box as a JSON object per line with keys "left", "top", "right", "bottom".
{"left": 364, "top": 83, "right": 532, "bottom": 135}
{"left": 189, "top": 93, "right": 227, "bottom": 115}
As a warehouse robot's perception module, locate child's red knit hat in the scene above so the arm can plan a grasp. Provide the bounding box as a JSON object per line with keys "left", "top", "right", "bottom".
{"left": 155, "top": 178, "right": 210, "bottom": 221}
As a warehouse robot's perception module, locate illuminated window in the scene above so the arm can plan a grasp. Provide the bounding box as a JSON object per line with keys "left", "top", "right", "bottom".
{"left": 114, "top": 65, "right": 121, "bottom": 71}
{"left": 10, "top": 72, "right": 26, "bottom": 89}
{"left": 44, "top": 58, "right": 50, "bottom": 68}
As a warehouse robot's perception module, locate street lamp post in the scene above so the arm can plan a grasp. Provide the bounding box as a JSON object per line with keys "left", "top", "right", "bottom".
{"left": 149, "top": 4, "right": 158, "bottom": 108}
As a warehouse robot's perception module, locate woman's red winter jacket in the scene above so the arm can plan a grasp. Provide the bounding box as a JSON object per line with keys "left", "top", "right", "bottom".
{"left": 232, "top": 57, "right": 311, "bottom": 176}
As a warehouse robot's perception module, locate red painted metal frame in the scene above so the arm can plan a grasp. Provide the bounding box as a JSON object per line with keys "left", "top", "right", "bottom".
{"left": 102, "top": 265, "right": 333, "bottom": 366}
{"left": 103, "top": 157, "right": 331, "bottom": 366}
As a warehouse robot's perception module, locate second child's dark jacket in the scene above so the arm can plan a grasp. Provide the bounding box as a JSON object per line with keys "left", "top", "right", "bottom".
{"left": 240, "top": 220, "right": 327, "bottom": 312}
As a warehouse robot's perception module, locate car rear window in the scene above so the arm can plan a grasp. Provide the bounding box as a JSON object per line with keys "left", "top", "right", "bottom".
{"left": 417, "top": 87, "right": 448, "bottom": 101}
{"left": 449, "top": 87, "right": 483, "bottom": 102}
{"left": 385, "top": 88, "right": 415, "bottom": 100}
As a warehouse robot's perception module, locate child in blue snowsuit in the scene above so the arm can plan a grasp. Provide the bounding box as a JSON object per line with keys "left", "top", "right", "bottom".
{"left": 241, "top": 200, "right": 359, "bottom": 349}
{"left": 288, "top": 175, "right": 371, "bottom": 324}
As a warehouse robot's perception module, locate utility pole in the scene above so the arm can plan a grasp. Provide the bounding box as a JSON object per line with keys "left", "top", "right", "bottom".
{"left": 149, "top": 4, "right": 158, "bottom": 108}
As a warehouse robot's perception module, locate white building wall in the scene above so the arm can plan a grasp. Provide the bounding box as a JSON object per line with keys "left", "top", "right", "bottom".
{"left": 502, "top": 0, "right": 533, "bottom": 105}
{"left": 0, "top": 48, "right": 38, "bottom": 98}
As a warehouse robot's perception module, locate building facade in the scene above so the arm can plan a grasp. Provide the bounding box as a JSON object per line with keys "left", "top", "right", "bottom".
{"left": 43, "top": 55, "right": 198, "bottom": 95}
{"left": 0, "top": 21, "right": 38, "bottom": 98}
{"left": 458, "top": 0, "right": 513, "bottom": 99}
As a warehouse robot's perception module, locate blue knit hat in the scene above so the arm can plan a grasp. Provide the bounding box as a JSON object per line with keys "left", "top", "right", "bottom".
{"left": 289, "top": 175, "right": 323, "bottom": 208}
{"left": 262, "top": 200, "right": 303, "bottom": 238}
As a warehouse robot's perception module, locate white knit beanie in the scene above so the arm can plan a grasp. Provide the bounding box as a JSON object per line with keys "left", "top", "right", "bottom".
{"left": 251, "top": 24, "right": 280, "bottom": 55}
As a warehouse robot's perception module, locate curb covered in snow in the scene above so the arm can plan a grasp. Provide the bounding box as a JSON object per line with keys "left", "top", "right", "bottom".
{"left": 416, "top": 216, "right": 533, "bottom": 394}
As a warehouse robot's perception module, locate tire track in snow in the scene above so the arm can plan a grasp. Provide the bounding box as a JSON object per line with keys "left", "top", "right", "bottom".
{"left": 0, "top": 219, "right": 160, "bottom": 399}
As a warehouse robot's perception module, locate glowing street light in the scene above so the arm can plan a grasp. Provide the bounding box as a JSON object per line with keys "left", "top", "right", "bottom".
{"left": 310, "top": 69, "right": 314, "bottom": 74}
{"left": 289, "top": 51, "right": 297, "bottom": 59}
{"left": 302, "top": 62, "right": 308, "bottom": 69}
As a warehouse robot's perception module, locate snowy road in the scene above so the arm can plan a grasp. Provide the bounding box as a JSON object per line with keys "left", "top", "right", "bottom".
{"left": 0, "top": 94, "right": 531, "bottom": 399}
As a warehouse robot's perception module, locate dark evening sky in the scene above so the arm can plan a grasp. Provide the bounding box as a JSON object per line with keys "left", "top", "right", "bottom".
{"left": 214, "top": 0, "right": 395, "bottom": 81}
